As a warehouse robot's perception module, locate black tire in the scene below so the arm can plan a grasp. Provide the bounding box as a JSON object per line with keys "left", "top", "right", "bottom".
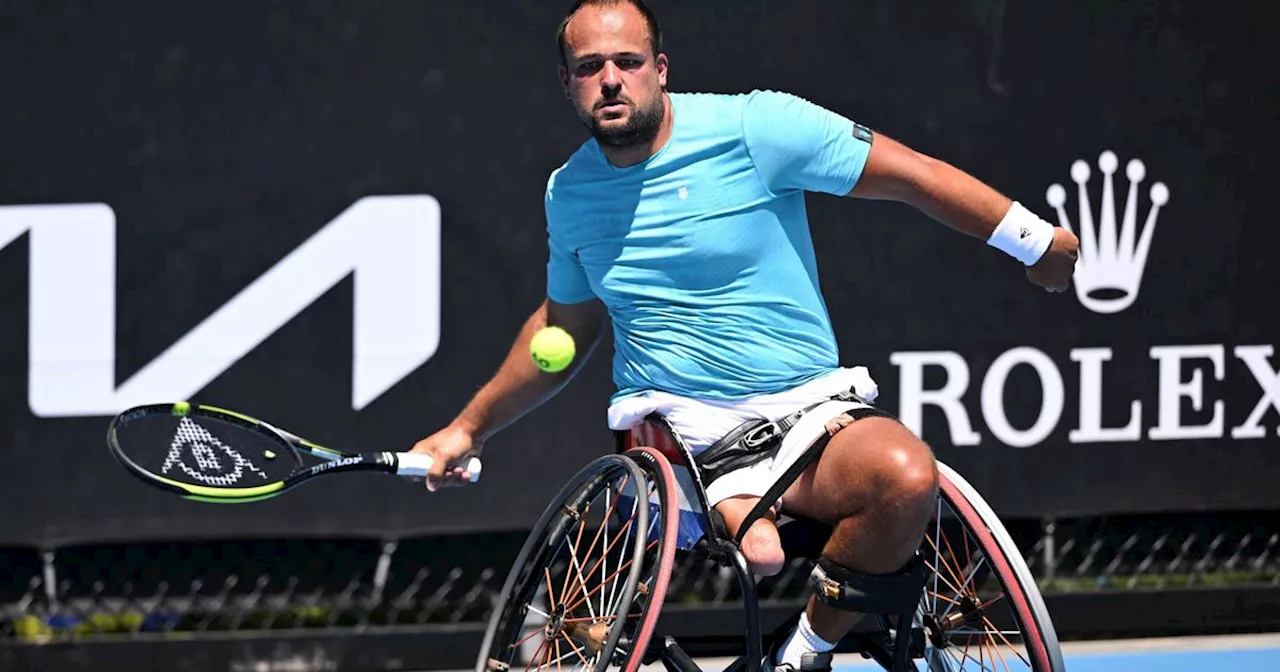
{"left": 477, "top": 450, "right": 678, "bottom": 672}
{"left": 914, "top": 462, "right": 1065, "bottom": 671}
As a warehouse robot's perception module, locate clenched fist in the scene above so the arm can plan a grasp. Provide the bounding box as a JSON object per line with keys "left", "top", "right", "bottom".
{"left": 408, "top": 425, "right": 483, "bottom": 492}
{"left": 1026, "top": 227, "right": 1079, "bottom": 293}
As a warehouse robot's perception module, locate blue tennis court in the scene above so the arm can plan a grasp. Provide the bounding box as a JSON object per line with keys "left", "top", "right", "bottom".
{"left": 1045, "top": 634, "right": 1280, "bottom": 672}
{"left": 637, "top": 634, "right": 1280, "bottom": 672}
{"left": 1058, "top": 647, "right": 1280, "bottom": 671}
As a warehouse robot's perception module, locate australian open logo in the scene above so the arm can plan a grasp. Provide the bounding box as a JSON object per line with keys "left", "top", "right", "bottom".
{"left": 1045, "top": 150, "right": 1170, "bottom": 314}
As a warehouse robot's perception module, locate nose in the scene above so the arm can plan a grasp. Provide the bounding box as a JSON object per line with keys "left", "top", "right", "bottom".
{"left": 600, "top": 61, "right": 622, "bottom": 90}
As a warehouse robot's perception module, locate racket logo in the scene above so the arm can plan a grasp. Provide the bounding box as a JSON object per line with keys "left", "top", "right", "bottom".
{"left": 162, "top": 417, "right": 269, "bottom": 486}
{"left": 314, "top": 455, "right": 365, "bottom": 473}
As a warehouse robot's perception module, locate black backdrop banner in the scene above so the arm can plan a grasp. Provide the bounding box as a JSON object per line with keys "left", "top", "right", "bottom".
{"left": 0, "top": 1, "right": 1274, "bottom": 547}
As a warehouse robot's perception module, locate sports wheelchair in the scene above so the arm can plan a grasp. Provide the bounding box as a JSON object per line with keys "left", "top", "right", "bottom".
{"left": 477, "top": 401, "right": 1064, "bottom": 672}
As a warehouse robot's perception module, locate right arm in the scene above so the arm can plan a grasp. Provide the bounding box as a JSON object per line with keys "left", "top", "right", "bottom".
{"left": 411, "top": 296, "right": 606, "bottom": 489}
{"left": 453, "top": 296, "right": 607, "bottom": 441}
{"left": 416, "top": 170, "right": 605, "bottom": 488}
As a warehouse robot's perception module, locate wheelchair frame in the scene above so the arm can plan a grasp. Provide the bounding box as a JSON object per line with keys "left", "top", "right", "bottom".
{"left": 479, "top": 408, "right": 1065, "bottom": 672}
{"left": 617, "top": 412, "right": 920, "bottom": 672}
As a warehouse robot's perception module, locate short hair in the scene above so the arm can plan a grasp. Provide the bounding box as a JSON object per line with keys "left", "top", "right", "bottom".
{"left": 556, "top": 0, "right": 663, "bottom": 67}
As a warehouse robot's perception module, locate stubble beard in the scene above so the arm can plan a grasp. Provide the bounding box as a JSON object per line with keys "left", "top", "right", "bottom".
{"left": 587, "top": 97, "right": 665, "bottom": 149}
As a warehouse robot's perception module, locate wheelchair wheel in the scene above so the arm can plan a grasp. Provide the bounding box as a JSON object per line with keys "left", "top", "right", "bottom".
{"left": 914, "top": 462, "right": 1065, "bottom": 671}
{"left": 477, "top": 447, "right": 679, "bottom": 672}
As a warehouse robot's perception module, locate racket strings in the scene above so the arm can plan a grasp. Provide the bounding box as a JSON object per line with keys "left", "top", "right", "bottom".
{"left": 114, "top": 412, "right": 298, "bottom": 488}
{"left": 161, "top": 417, "right": 271, "bottom": 487}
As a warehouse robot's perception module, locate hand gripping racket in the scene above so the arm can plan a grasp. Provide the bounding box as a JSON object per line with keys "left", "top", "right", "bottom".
{"left": 106, "top": 402, "right": 482, "bottom": 503}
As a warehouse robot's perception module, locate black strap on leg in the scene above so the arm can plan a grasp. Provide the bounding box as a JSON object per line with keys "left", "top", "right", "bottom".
{"left": 808, "top": 553, "right": 927, "bottom": 616}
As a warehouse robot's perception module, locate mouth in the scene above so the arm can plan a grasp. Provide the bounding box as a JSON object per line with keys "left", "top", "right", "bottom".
{"left": 596, "top": 100, "right": 630, "bottom": 115}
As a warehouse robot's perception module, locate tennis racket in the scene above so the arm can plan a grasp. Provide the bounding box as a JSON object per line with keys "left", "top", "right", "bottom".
{"left": 106, "top": 401, "right": 482, "bottom": 503}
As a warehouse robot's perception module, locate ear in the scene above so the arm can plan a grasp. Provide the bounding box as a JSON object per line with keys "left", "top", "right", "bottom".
{"left": 557, "top": 65, "right": 571, "bottom": 97}
{"left": 655, "top": 53, "right": 669, "bottom": 89}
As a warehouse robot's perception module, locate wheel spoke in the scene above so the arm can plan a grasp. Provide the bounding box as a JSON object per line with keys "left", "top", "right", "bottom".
{"left": 563, "top": 637, "right": 591, "bottom": 668}
{"left": 561, "top": 508, "right": 637, "bottom": 611}
{"left": 524, "top": 638, "right": 550, "bottom": 672}
{"left": 608, "top": 482, "right": 645, "bottom": 617}
{"left": 563, "top": 539, "right": 658, "bottom": 613}
{"left": 559, "top": 502, "right": 592, "bottom": 611}
{"left": 941, "top": 525, "right": 978, "bottom": 602}
{"left": 922, "top": 554, "right": 967, "bottom": 599}
{"left": 983, "top": 614, "right": 1031, "bottom": 668}
{"left": 939, "top": 557, "right": 987, "bottom": 623}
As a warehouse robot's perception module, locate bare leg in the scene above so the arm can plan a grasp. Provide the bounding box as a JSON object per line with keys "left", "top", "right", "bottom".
{"left": 780, "top": 416, "right": 938, "bottom": 646}
{"left": 714, "top": 495, "right": 786, "bottom": 576}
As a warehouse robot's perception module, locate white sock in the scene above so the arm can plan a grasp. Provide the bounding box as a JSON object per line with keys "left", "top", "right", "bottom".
{"left": 776, "top": 612, "right": 837, "bottom": 668}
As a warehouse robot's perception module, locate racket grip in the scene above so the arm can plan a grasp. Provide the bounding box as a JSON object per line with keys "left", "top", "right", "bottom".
{"left": 396, "top": 453, "right": 482, "bottom": 482}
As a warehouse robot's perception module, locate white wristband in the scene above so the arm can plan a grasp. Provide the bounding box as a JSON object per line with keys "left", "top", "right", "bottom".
{"left": 986, "top": 201, "right": 1055, "bottom": 266}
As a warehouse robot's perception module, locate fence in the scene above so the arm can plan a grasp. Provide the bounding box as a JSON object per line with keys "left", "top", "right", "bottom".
{"left": 2, "top": 510, "right": 1278, "bottom": 670}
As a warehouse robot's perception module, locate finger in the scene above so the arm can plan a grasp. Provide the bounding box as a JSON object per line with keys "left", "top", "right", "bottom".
{"left": 433, "top": 466, "right": 473, "bottom": 490}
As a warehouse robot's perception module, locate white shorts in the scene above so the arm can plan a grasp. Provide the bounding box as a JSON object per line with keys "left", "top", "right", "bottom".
{"left": 607, "top": 366, "right": 881, "bottom": 509}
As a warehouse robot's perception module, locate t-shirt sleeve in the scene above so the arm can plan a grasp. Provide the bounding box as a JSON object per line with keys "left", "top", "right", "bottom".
{"left": 741, "top": 89, "right": 874, "bottom": 197}
{"left": 544, "top": 181, "right": 596, "bottom": 304}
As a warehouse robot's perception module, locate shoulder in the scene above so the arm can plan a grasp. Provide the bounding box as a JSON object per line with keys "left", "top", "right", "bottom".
{"left": 670, "top": 89, "right": 842, "bottom": 139}
{"left": 669, "top": 90, "right": 751, "bottom": 113}
{"left": 672, "top": 88, "right": 820, "bottom": 115}
{"left": 667, "top": 90, "right": 754, "bottom": 133}
{"left": 740, "top": 89, "right": 839, "bottom": 125}
{"left": 543, "top": 142, "right": 604, "bottom": 236}
{"left": 545, "top": 143, "right": 597, "bottom": 202}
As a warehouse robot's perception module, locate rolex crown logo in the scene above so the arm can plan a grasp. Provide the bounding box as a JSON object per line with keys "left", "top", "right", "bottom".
{"left": 1045, "top": 150, "right": 1170, "bottom": 314}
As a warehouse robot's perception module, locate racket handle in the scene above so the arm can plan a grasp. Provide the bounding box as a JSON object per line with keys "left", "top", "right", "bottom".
{"left": 395, "top": 453, "right": 482, "bottom": 482}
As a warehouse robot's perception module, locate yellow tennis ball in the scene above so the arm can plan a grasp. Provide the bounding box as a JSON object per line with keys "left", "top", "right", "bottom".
{"left": 530, "top": 326, "right": 575, "bottom": 373}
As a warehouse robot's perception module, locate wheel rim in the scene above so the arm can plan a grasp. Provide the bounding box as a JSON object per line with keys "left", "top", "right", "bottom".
{"left": 482, "top": 454, "right": 675, "bottom": 672}
{"left": 915, "top": 472, "right": 1056, "bottom": 671}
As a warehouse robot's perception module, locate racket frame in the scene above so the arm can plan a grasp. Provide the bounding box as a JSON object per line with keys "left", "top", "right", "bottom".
{"left": 107, "top": 402, "right": 476, "bottom": 503}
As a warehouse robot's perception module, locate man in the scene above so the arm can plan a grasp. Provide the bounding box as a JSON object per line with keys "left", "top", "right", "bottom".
{"left": 411, "top": 0, "right": 1079, "bottom": 670}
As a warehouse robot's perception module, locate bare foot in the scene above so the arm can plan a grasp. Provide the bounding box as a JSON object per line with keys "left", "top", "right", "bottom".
{"left": 715, "top": 495, "right": 786, "bottom": 576}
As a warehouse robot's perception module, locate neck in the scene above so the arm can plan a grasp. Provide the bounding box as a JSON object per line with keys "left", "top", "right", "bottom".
{"left": 601, "top": 93, "right": 674, "bottom": 168}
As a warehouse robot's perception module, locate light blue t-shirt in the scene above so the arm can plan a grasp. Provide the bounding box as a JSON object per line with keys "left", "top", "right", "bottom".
{"left": 544, "top": 89, "right": 874, "bottom": 402}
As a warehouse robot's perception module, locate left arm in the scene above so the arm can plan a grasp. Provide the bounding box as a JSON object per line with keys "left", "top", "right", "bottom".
{"left": 740, "top": 90, "right": 1078, "bottom": 291}
{"left": 845, "top": 133, "right": 1012, "bottom": 241}
{"left": 845, "top": 132, "right": 1079, "bottom": 292}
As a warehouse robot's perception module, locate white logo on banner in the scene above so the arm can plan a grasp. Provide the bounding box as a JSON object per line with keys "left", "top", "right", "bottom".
{"left": 889, "top": 152, "right": 1279, "bottom": 447}
{"left": 0, "top": 195, "right": 441, "bottom": 417}
{"left": 1045, "top": 150, "right": 1170, "bottom": 315}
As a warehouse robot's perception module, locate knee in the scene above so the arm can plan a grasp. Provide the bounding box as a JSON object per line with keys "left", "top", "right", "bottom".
{"left": 881, "top": 440, "right": 938, "bottom": 512}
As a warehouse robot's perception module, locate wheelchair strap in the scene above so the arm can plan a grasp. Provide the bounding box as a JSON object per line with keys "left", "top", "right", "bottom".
{"left": 682, "top": 385, "right": 897, "bottom": 548}
{"left": 731, "top": 404, "right": 895, "bottom": 547}
{"left": 734, "top": 430, "right": 832, "bottom": 547}
{"left": 694, "top": 407, "right": 806, "bottom": 487}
